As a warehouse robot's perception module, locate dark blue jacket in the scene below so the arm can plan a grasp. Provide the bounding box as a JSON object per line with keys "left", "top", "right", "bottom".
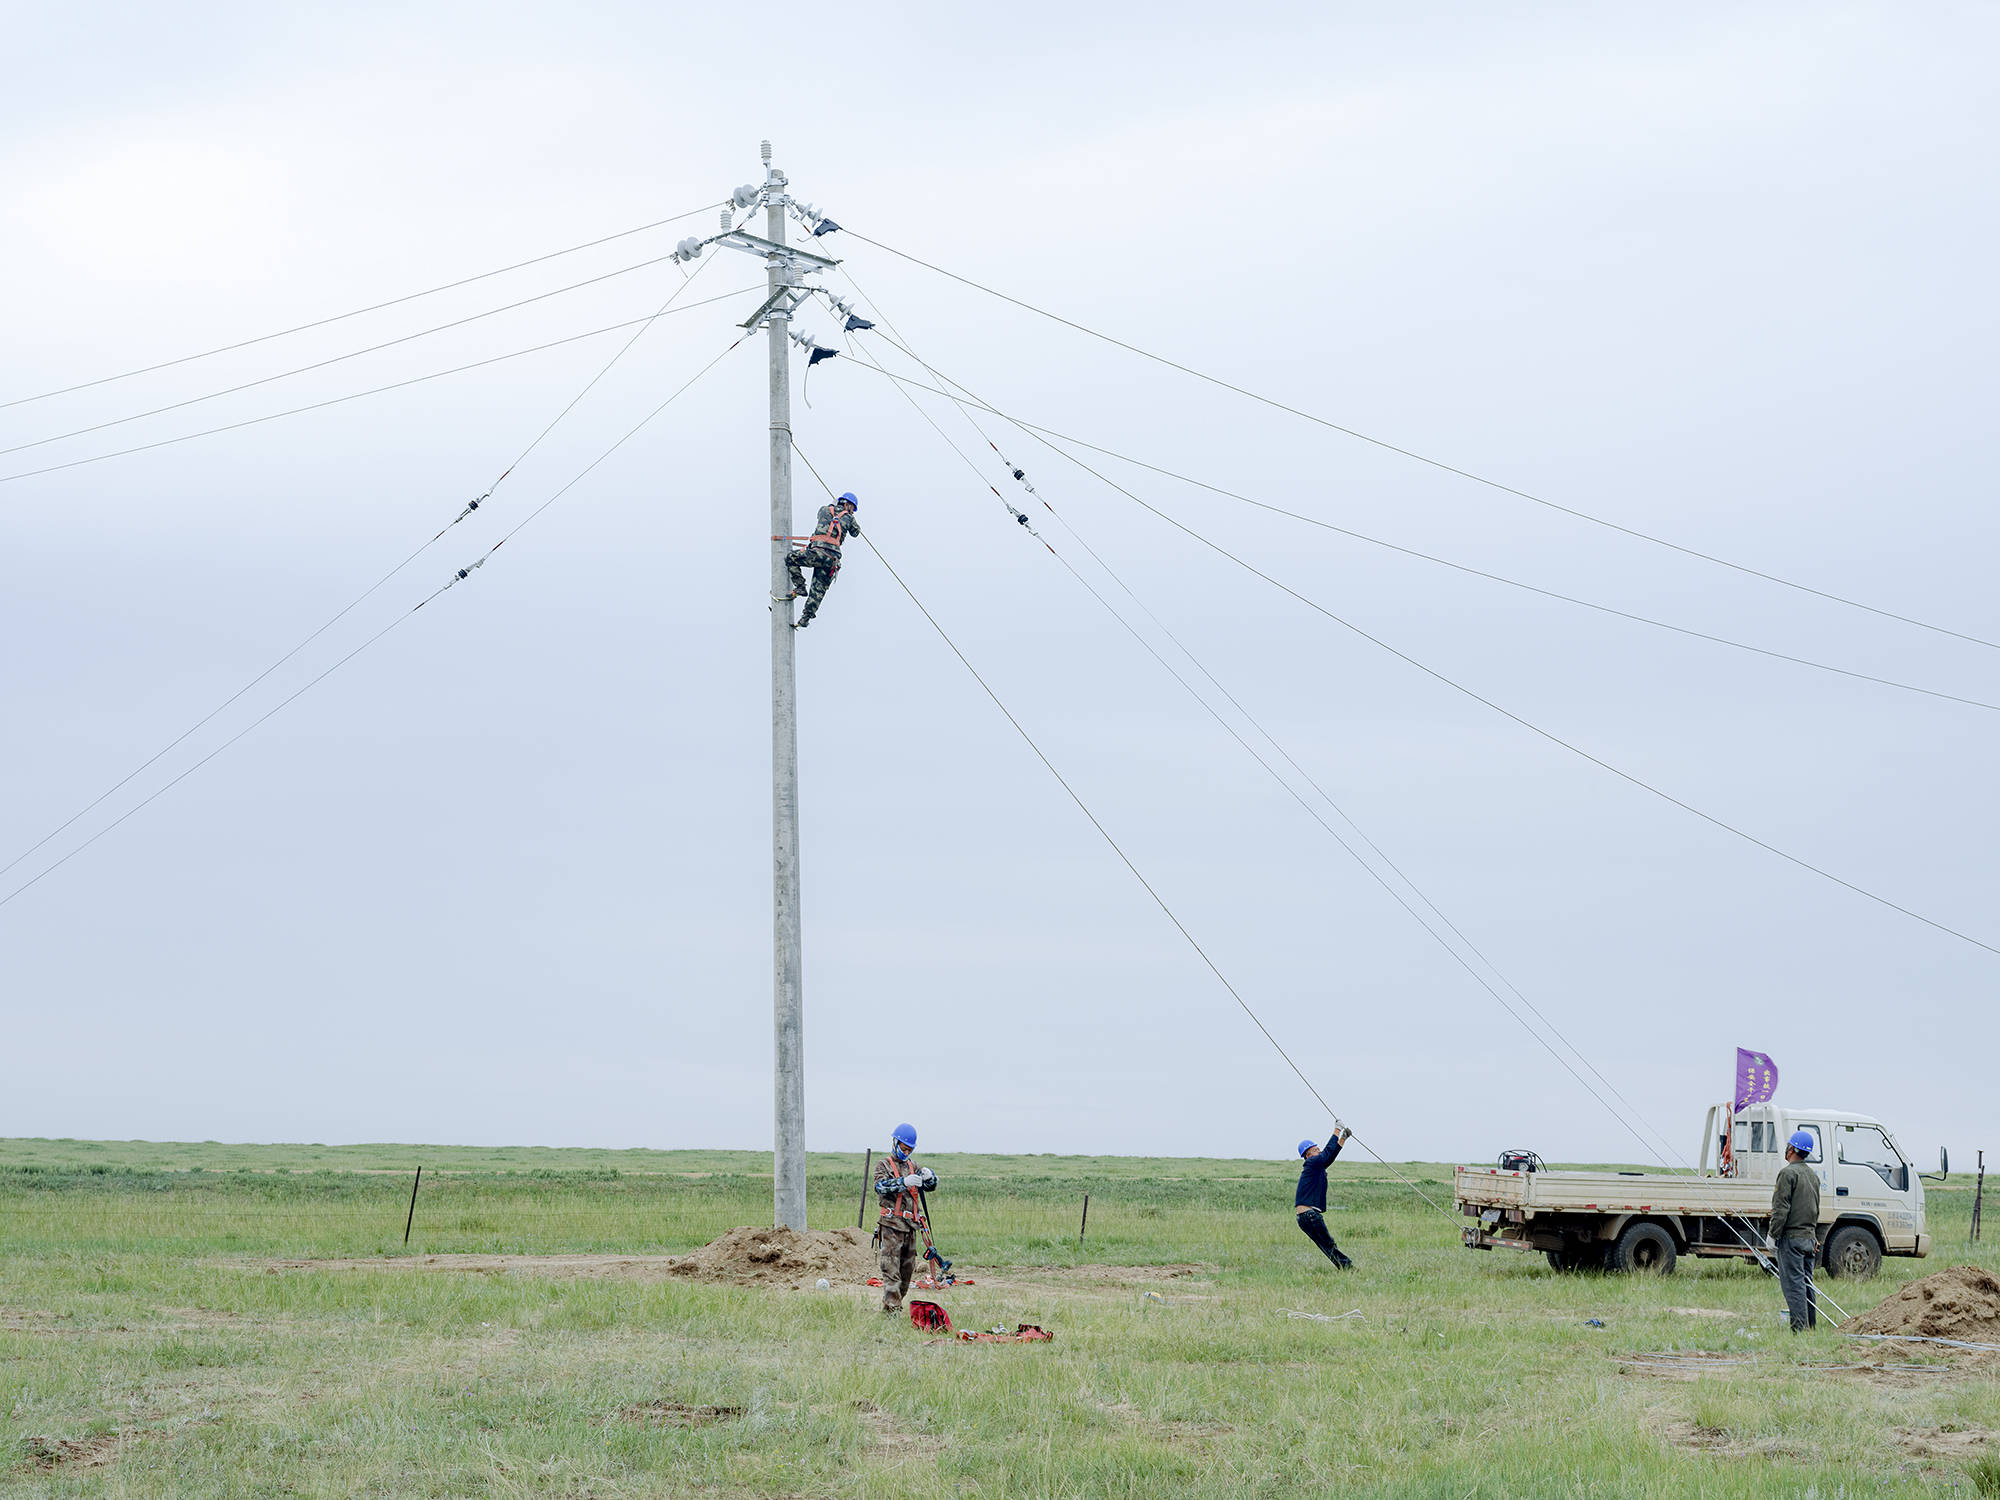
{"left": 1295, "top": 1137, "right": 1344, "bottom": 1212}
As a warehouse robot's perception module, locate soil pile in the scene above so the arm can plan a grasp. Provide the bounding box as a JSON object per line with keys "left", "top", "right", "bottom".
{"left": 666, "top": 1225, "right": 875, "bottom": 1289}
{"left": 1843, "top": 1266, "right": 2000, "bottom": 1342}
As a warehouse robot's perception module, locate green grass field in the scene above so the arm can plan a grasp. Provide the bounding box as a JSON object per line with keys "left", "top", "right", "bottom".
{"left": 2, "top": 1138, "right": 1995, "bottom": 1497}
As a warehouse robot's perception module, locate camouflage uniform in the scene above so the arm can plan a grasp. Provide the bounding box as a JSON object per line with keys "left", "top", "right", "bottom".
{"left": 872, "top": 1150, "right": 932, "bottom": 1312}
{"left": 785, "top": 504, "right": 860, "bottom": 626}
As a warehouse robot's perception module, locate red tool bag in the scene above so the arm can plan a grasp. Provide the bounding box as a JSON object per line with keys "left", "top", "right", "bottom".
{"left": 908, "top": 1300, "right": 952, "bottom": 1333}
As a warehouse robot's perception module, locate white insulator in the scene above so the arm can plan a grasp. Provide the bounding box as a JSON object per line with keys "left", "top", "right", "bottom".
{"left": 732, "top": 184, "right": 759, "bottom": 209}
{"left": 675, "top": 237, "right": 703, "bottom": 260}
{"left": 719, "top": 209, "right": 732, "bottom": 230}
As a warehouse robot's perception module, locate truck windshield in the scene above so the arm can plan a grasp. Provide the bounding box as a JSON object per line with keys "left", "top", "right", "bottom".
{"left": 1838, "top": 1125, "right": 1905, "bottom": 1189}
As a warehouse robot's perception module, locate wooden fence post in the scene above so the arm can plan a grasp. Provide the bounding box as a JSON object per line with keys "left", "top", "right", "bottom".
{"left": 403, "top": 1166, "right": 422, "bottom": 1246}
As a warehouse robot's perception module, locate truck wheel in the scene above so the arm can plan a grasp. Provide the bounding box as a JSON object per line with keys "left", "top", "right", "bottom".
{"left": 1607, "top": 1221, "right": 1677, "bottom": 1275}
{"left": 1547, "top": 1244, "right": 1605, "bottom": 1272}
{"left": 1823, "top": 1225, "right": 1882, "bottom": 1280}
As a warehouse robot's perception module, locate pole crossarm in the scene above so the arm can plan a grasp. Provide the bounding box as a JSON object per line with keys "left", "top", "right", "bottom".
{"left": 713, "top": 229, "right": 840, "bottom": 275}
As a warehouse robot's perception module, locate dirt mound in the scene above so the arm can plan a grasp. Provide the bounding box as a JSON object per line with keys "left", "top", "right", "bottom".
{"left": 19, "top": 1433, "right": 121, "bottom": 1472}
{"left": 666, "top": 1225, "right": 875, "bottom": 1289}
{"left": 616, "top": 1401, "right": 743, "bottom": 1428}
{"left": 1843, "top": 1266, "right": 2000, "bottom": 1342}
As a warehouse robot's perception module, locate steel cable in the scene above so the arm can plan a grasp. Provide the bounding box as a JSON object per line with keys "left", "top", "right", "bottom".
{"left": 0, "top": 333, "right": 750, "bottom": 912}
{"left": 0, "top": 288, "right": 759, "bottom": 489}
{"left": 1, "top": 202, "right": 724, "bottom": 412}
{"left": 790, "top": 438, "right": 1458, "bottom": 1227}
{"left": 826, "top": 353, "right": 2000, "bottom": 965}
{"left": 0, "top": 259, "right": 728, "bottom": 890}
{"left": 832, "top": 301, "right": 1814, "bottom": 1281}
{"left": 845, "top": 229, "right": 2000, "bottom": 655}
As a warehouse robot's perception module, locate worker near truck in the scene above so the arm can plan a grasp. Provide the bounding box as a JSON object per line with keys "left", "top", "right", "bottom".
{"left": 1771, "top": 1130, "right": 1822, "bottom": 1331}
{"left": 1295, "top": 1129, "right": 1355, "bottom": 1269}
{"left": 872, "top": 1122, "right": 936, "bottom": 1315}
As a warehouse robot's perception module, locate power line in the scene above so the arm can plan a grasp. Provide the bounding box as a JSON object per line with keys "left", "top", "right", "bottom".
{"left": 0, "top": 287, "right": 759, "bottom": 490}
{"left": 0, "top": 250, "right": 692, "bottom": 462}
{"left": 847, "top": 346, "right": 1998, "bottom": 718}
{"left": 832, "top": 340, "right": 2000, "bottom": 963}
{"left": 837, "top": 293, "right": 1743, "bottom": 1205}
{"left": 836, "top": 311, "right": 1833, "bottom": 1290}
{"left": 846, "top": 228, "right": 2000, "bottom": 655}
{"left": 1, "top": 202, "right": 724, "bottom": 413}
{"left": 0, "top": 590, "right": 444, "bottom": 914}
{"left": 791, "top": 437, "right": 1455, "bottom": 1224}
{"left": 0, "top": 258, "right": 727, "bottom": 890}
{"left": 0, "top": 334, "right": 748, "bottom": 914}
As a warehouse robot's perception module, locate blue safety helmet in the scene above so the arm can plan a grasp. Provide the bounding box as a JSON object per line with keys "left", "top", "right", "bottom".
{"left": 836, "top": 491, "right": 859, "bottom": 510}
{"left": 1297, "top": 1139, "right": 1317, "bottom": 1158}
{"left": 892, "top": 1122, "right": 916, "bottom": 1148}
{"left": 1787, "top": 1130, "right": 1815, "bottom": 1154}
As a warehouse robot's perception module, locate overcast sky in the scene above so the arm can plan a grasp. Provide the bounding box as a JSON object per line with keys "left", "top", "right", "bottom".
{"left": 4, "top": 3, "right": 1995, "bottom": 1175}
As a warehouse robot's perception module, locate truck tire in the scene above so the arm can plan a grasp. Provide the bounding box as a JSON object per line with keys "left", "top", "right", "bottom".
{"left": 1547, "top": 1243, "right": 1605, "bottom": 1272}
{"left": 1606, "top": 1221, "right": 1677, "bottom": 1275}
{"left": 1823, "top": 1224, "right": 1883, "bottom": 1280}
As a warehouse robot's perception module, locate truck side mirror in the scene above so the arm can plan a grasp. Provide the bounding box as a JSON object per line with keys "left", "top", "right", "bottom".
{"left": 1920, "top": 1148, "right": 1948, "bottom": 1184}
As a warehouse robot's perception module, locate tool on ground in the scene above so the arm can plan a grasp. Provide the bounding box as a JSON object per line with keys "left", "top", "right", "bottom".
{"left": 957, "top": 1324, "right": 1052, "bottom": 1344}
{"left": 916, "top": 1185, "right": 954, "bottom": 1284}
{"left": 908, "top": 1300, "right": 951, "bottom": 1333}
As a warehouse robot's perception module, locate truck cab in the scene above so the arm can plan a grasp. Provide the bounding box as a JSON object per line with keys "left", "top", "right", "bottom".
{"left": 1700, "top": 1102, "right": 1930, "bottom": 1270}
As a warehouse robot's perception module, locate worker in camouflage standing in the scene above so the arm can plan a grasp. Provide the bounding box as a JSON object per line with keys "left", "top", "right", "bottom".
{"left": 1771, "top": 1130, "right": 1822, "bottom": 1331}
{"left": 873, "top": 1122, "right": 937, "bottom": 1315}
{"left": 1294, "top": 1128, "right": 1355, "bottom": 1269}
{"left": 785, "top": 491, "right": 861, "bottom": 629}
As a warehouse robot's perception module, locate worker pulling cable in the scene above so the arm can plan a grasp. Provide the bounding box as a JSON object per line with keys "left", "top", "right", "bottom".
{"left": 821, "top": 290, "right": 1852, "bottom": 1289}
{"left": 790, "top": 437, "right": 1454, "bottom": 1227}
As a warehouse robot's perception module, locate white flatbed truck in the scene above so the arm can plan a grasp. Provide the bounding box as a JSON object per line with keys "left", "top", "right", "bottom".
{"left": 1454, "top": 1103, "right": 1932, "bottom": 1278}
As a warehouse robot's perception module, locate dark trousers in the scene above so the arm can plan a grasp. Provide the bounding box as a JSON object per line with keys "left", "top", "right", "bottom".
{"left": 877, "top": 1219, "right": 917, "bottom": 1310}
{"left": 1778, "top": 1236, "right": 1818, "bottom": 1331}
{"left": 1296, "top": 1208, "right": 1352, "bottom": 1267}
{"left": 785, "top": 546, "right": 841, "bottom": 620}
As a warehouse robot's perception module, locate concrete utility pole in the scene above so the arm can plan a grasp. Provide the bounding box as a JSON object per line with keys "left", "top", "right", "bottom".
{"left": 678, "top": 143, "right": 842, "bottom": 1230}
{"left": 762, "top": 144, "right": 807, "bottom": 1231}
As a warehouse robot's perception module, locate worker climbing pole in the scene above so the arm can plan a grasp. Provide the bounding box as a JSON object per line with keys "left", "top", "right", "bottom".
{"left": 671, "top": 142, "right": 849, "bottom": 1228}
{"left": 784, "top": 491, "right": 861, "bottom": 628}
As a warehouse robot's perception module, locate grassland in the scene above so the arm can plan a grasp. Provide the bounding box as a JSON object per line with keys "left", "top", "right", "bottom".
{"left": 1, "top": 1138, "right": 1995, "bottom": 1497}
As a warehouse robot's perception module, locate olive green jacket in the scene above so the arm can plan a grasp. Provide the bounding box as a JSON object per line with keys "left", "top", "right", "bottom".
{"left": 1769, "top": 1158, "right": 1820, "bottom": 1242}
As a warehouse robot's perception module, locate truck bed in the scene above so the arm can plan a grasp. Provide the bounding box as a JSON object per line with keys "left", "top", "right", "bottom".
{"left": 1454, "top": 1165, "right": 1772, "bottom": 1219}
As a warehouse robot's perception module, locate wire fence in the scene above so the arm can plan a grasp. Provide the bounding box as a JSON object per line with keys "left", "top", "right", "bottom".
{"left": 0, "top": 1164, "right": 1446, "bottom": 1263}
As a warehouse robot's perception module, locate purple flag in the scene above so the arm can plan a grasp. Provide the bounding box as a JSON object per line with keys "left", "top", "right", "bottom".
{"left": 1733, "top": 1047, "right": 1779, "bottom": 1112}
